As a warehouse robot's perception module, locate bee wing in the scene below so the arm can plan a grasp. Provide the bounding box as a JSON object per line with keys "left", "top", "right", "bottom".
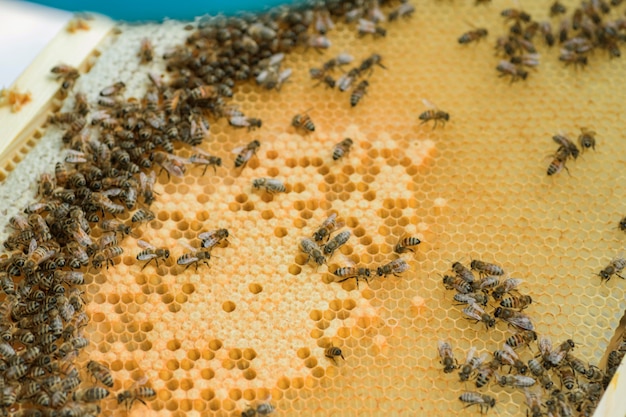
{"left": 437, "top": 340, "right": 450, "bottom": 355}
{"left": 462, "top": 307, "right": 482, "bottom": 321}
{"left": 266, "top": 178, "right": 285, "bottom": 187}
{"left": 502, "top": 343, "right": 519, "bottom": 359}
{"left": 178, "top": 240, "right": 196, "bottom": 253}
{"left": 337, "top": 254, "right": 356, "bottom": 267}
{"left": 137, "top": 239, "right": 155, "bottom": 250}
{"left": 465, "top": 346, "right": 477, "bottom": 364}
{"left": 336, "top": 52, "right": 353, "bottom": 65}
{"left": 505, "top": 315, "right": 535, "bottom": 331}
{"left": 320, "top": 213, "right": 337, "bottom": 227}
{"left": 231, "top": 145, "right": 246, "bottom": 155}
{"left": 198, "top": 229, "right": 219, "bottom": 240}
{"left": 168, "top": 154, "right": 189, "bottom": 165}
{"left": 28, "top": 238, "right": 37, "bottom": 255}
{"left": 469, "top": 302, "right": 485, "bottom": 313}
{"left": 422, "top": 98, "right": 437, "bottom": 109}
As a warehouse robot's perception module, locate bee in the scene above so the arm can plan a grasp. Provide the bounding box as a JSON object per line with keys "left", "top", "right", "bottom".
{"left": 475, "top": 360, "right": 499, "bottom": 388}
{"left": 540, "top": 21, "right": 555, "bottom": 47}
{"left": 357, "top": 18, "right": 386, "bottom": 37}
{"left": 132, "top": 208, "right": 155, "bottom": 223}
{"left": 151, "top": 151, "right": 187, "bottom": 178}
{"left": 292, "top": 110, "right": 315, "bottom": 133}
{"left": 463, "top": 304, "right": 496, "bottom": 329}
{"left": 99, "top": 81, "right": 125, "bottom": 97}
{"left": 350, "top": 80, "right": 369, "bottom": 107}
{"left": 332, "top": 138, "right": 353, "bottom": 161}
{"left": 565, "top": 352, "right": 587, "bottom": 375}
{"left": 528, "top": 358, "right": 554, "bottom": 389}
{"left": 419, "top": 99, "right": 450, "bottom": 129}
{"left": 494, "top": 344, "right": 527, "bottom": 374}
{"left": 585, "top": 365, "right": 604, "bottom": 382}
{"left": 552, "top": 133, "right": 580, "bottom": 160}
{"left": 338, "top": 68, "right": 360, "bottom": 92}
{"left": 252, "top": 178, "right": 287, "bottom": 194}
{"left": 492, "top": 278, "right": 523, "bottom": 300}
{"left": 308, "top": 34, "right": 332, "bottom": 49}
{"left": 139, "top": 38, "right": 154, "bottom": 63}
{"left": 197, "top": 229, "right": 228, "bottom": 252}
{"left": 578, "top": 127, "right": 596, "bottom": 151}
{"left": 472, "top": 275, "right": 500, "bottom": 291}
{"left": 454, "top": 292, "right": 489, "bottom": 307}
{"left": 377, "top": 258, "right": 409, "bottom": 277}
{"left": 101, "top": 219, "right": 131, "bottom": 236}
{"left": 452, "top": 261, "right": 475, "bottom": 283}
{"left": 325, "top": 345, "right": 345, "bottom": 364}
{"left": 497, "top": 60, "right": 528, "bottom": 82}
{"left": 544, "top": 339, "right": 576, "bottom": 369}
{"left": 494, "top": 307, "right": 535, "bottom": 331}
{"left": 550, "top": 0, "right": 567, "bottom": 16}
{"left": 136, "top": 240, "right": 170, "bottom": 270}
{"left": 501, "top": 8, "right": 531, "bottom": 22}
{"left": 547, "top": 146, "right": 571, "bottom": 176}
{"left": 443, "top": 275, "right": 472, "bottom": 294}
{"left": 470, "top": 260, "right": 504, "bottom": 276}
{"left": 25, "top": 239, "right": 58, "bottom": 272}
{"left": 313, "top": 73, "right": 336, "bottom": 89}
{"left": 92, "top": 246, "right": 123, "bottom": 269}
{"left": 559, "top": 50, "right": 588, "bottom": 67}
{"left": 499, "top": 294, "right": 532, "bottom": 310}
{"left": 73, "top": 387, "right": 110, "bottom": 402}
{"left": 333, "top": 266, "right": 371, "bottom": 288}
{"left": 323, "top": 230, "right": 351, "bottom": 258}
{"left": 598, "top": 255, "right": 626, "bottom": 282}
{"left": 389, "top": 3, "right": 415, "bottom": 21}
{"left": 233, "top": 139, "right": 261, "bottom": 169}
{"left": 189, "top": 152, "right": 222, "bottom": 176}
{"left": 87, "top": 360, "right": 114, "bottom": 387}
{"left": 498, "top": 375, "right": 536, "bottom": 388}
{"left": 177, "top": 240, "right": 211, "bottom": 270}
{"left": 300, "top": 238, "right": 326, "bottom": 266}
{"left": 459, "top": 347, "right": 487, "bottom": 382}
{"left": 556, "top": 365, "right": 576, "bottom": 390}
{"left": 460, "top": 391, "right": 496, "bottom": 413}
{"left": 117, "top": 379, "right": 156, "bottom": 410}
{"left": 392, "top": 235, "right": 421, "bottom": 254}
{"left": 438, "top": 340, "right": 458, "bottom": 373}
{"left": 51, "top": 64, "right": 79, "bottom": 79}
{"left": 458, "top": 28, "right": 488, "bottom": 44}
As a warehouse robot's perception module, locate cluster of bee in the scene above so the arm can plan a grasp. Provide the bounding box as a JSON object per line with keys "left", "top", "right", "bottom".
{"left": 439, "top": 259, "right": 611, "bottom": 415}
{"left": 175, "top": 229, "right": 230, "bottom": 270}
{"left": 309, "top": 53, "right": 388, "bottom": 107}
{"left": 546, "top": 128, "right": 596, "bottom": 176}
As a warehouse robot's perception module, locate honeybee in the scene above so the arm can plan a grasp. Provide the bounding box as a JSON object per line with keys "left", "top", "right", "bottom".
{"left": 25, "top": 239, "right": 58, "bottom": 272}
{"left": 498, "top": 375, "right": 536, "bottom": 388}
{"left": 350, "top": 80, "right": 369, "bottom": 107}
{"left": 492, "top": 278, "right": 523, "bottom": 300}
{"left": 117, "top": 378, "right": 156, "bottom": 409}
{"left": 463, "top": 304, "right": 495, "bottom": 329}
{"left": 92, "top": 246, "right": 123, "bottom": 269}
{"left": 186, "top": 230, "right": 222, "bottom": 255}
{"left": 501, "top": 8, "right": 531, "bottom": 22}
{"left": 437, "top": 340, "right": 457, "bottom": 373}
{"left": 540, "top": 21, "right": 555, "bottom": 47}
{"left": 136, "top": 240, "right": 170, "bottom": 270}
{"left": 177, "top": 240, "right": 211, "bottom": 270}
{"left": 312, "top": 73, "right": 336, "bottom": 89}
{"left": 550, "top": 0, "right": 567, "bottom": 16}
{"left": 357, "top": 18, "right": 386, "bottom": 37}
{"left": 325, "top": 345, "right": 345, "bottom": 364}
{"left": 87, "top": 360, "right": 114, "bottom": 387}
{"left": 458, "top": 28, "right": 488, "bottom": 44}
{"left": 338, "top": 68, "right": 360, "bottom": 92}
{"left": 308, "top": 34, "right": 332, "bottom": 49}
{"left": 292, "top": 110, "right": 315, "bottom": 133}
{"left": 132, "top": 208, "right": 155, "bottom": 223}
{"left": 51, "top": 64, "right": 79, "bottom": 79}
{"left": 252, "top": 178, "right": 286, "bottom": 194}
{"left": 323, "top": 230, "right": 351, "bottom": 258}
{"left": 453, "top": 292, "right": 489, "bottom": 307}
{"left": 496, "top": 60, "right": 528, "bottom": 82}
{"left": 552, "top": 133, "right": 580, "bottom": 159}
{"left": 151, "top": 151, "right": 187, "bottom": 178}
{"left": 559, "top": 50, "right": 588, "bottom": 67}
{"left": 494, "top": 344, "right": 527, "bottom": 374}
{"left": 139, "top": 38, "right": 154, "bottom": 63}
{"left": 333, "top": 266, "right": 371, "bottom": 287}
{"left": 585, "top": 364, "right": 604, "bottom": 382}
{"left": 233, "top": 139, "right": 261, "bottom": 168}
{"left": 189, "top": 151, "right": 222, "bottom": 175}
{"left": 499, "top": 294, "right": 532, "bottom": 310}
{"left": 459, "top": 391, "right": 496, "bottom": 413}
{"left": 389, "top": 3, "right": 415, "bottom": 21}
{"left": 494, "top": 307, "right": 535, "bottom": 331}
{"left": 475, "top": 360, "right": 499, "bottom": 388}
{"left": 332, "top": 138, "right": 353, "bottom": 161}
{"left": 101, "top": 219, "right": 131, "bottom": 236}
{"left": 443, "top": 274, "right": 472, "bottom": 294}
{"left": 472, "top": 275, "right": 500, "bottom": 291}
{"left": 578, "top": 127, "right": 596, "bottom": 151}
{"left": 459, "top": 347, "right": 487, "bottom": 381}
{"left": 598, "top": 255, "right": 626, "bottom": 282}
{"left": 377, "top": 258, "right": 409, "bottom": 277}
{"left": 527, "top": 358, "right": 554, "bottom": 389}
{"left": 452, "top": 261, "right": 475, "bottom": 283}
{"left": 419, "top": 99, "right": 450, "bottom": 129}
{"left": 470, "top": 260, "right": 504, "bottom": 276}
{"left": 300, "top": 238, "right": 326, "bottom": 266}
{"left": 100, "top": 81, "right": 125, "bottom": 97}
{"left": 73, "top": 387, "right": 110, "bottom": 402}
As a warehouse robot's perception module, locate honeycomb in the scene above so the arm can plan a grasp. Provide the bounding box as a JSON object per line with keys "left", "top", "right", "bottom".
{"left": 2, "top": 0, "right": 626, "bottom": 416}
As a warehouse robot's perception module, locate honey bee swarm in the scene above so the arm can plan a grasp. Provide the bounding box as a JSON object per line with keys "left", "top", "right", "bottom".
{"left": 1, "top": 1, "right": 626, "bottom": 416}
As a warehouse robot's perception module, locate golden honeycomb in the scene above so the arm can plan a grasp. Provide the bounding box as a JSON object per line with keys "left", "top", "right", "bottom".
{"left": 2, "top": 0, "right": 626, "bottom": 416}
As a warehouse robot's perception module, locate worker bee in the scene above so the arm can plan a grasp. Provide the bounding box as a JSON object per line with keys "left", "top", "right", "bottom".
{"left": 470, "top": 260, "right": 504, "bottom": 276}
{"left": 585, "top": 365, "right": 604, "bottom": 382}
{"left": 350, "top": 80, "right": 369, "bottom": 107}
{"left": 564, "top": 352, "right": 587, "bottom": 375}
{"left": 199, "top": 228, "right": 230, "bottom": 251}
{"left": 100, "top": 81, "right": 125, "bottom": 97}
{"left": 552, "top": 133, "right": 580, "bottom": 160}
{"left": 25, "top": 239, "right": 58, "bottom": 273}
{"left": 308, "top": 34, "right": 332, "bottom": 49}
{"left": 101, "top": 219, "right": 131, "bottom": 236}
{"left": 498, "top": 375, "right": 536, "bottom": 388}
{"left": 87, "top": 360, "right": 114, "bottom": 387}
{"left": 73, "top": 387, "right": 110, "bottom": 402}
{"left": 550, "top": 0, "right": 567, "bottom": 16}
{"left": 377, "top": 258, "right": 409, "bottom": 277}
{"left": 438, "top": 340, "right": 458, "bottom": 373}
{"left": 463, "top": 304, "right": 496, "bottom": 329}
{"left": 578, "top": 127, "right": 596, "bottom": 151}
{"left": 338, "top": 68, "right": 360, "bottom": 92}
{"left": 357, "top": 18, "right": 386, "bottom": 37}
{"left": 494, "top": 307, "right": 535, "bottom": 331}
{"left": 292, "top": 110, "right": 315, "bottom": 133}
{"left": 475, "top": 360, "right": 499, "bottom": 388}
{"left": 332, "top": 138, "right": 353, "bottom": 161}
{"left": 443, "top": 274, "right": 472, "bottom": 294}
{"left": 189, "top": 151, "right": 222, "bottom": 175}
{"left": 453, "top": 292, "right": 489, "bottom": 307}
{"left": 419, "top": 99, "right": 450, "bottom": 129}
{"left": 177, "top": 240, "right": 211, "bottom": 270}
{"left": 92, "top": 246, "right": 123, "bottom": 269}
{"left": 139, "top": 38, "right": 154, "bottom": 63}
{"left": 51, "top": 64, "right": 79, "bottom": 79}
{"left": 559, "top": 50, "right": 588, "bottom": 67}
{"left": 394, "top": 236, "right": 421, "bottom": 254}
{"left": 452, "top": 261, "right": 475, "bottom": 283}
{"left": 598, "top": 255, "right": 626, "bottom": 282}
{"left": 556, "top": 365, "right": 576, "bottom": 389}
{"left": 233, "top": 139, "right": 261, "bottom": 169}
{"left": 458, "top": 28, "right": 488, "bottom": 44}
{"left": 527, "top": 358, "right": 554, "bottom": 389}
{"left": 190, "top": 85, "right": 217, "bottom": 101}
{"left": 389, "top": 3, "right": 415, "bottom": 21}
{"left": 492, "top": 278, "right": 523, "bottom": 300}
{"left": 117, "top": 378, "right": 156, "bottom": 410}
{"left": 132, "top": 208, "right": 155, "bottom": 223}
{"left": 472, "top": 275, "right": 500, "bottom": 291}
{"left": 547, "top": 146, "right": 570, "bottom": 176}
{"left": 494, "top": 344, "right": 527, "bottom": 374}
{"left": 325, "top": 345, "right": 345, "bottom": 364}
{"left": 323, "top": 230, "right": 351, "bottom": 257}
{"left": 501, "top": 8, "right": 531, "bottom": 22}
{"left": 496, "top": 60, "right": 528, "bottom": 82}
{"left": 459, "top": 347, "right": 487, "bottom": 382}
{"left": 500, "top": 294, "right": 532, "bottom": 310}
{"left": 151, "top": 151, "right": 187, "bottom": 178}
{"left": 539, "top": 21, "right": 555, "bottom": 47}
{"left": 252, "top": 178, "right": 287, "bottom": 194}
{"left": 136, "top": 240, "right": 170, "bottom": 270}
{"left": 333, "top": 266, "right": 371, "bottom": 287}
{"left": 300, "top": 238, "right": 326, "bottom": 266}
{"left": 313, "top": 73, "right": 336, "bottom": 89}
{"left": 459, "top": 391, "right": 496, "bottom": 413}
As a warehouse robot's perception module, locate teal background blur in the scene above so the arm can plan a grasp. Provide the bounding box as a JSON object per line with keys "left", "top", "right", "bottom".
{"left": 28, "top": 0, "right": 295, "bottom": 21}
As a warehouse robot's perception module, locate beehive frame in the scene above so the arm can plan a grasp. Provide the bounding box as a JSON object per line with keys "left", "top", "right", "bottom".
{"left": 1, "top": 1, "right": 626, "bottom": 416}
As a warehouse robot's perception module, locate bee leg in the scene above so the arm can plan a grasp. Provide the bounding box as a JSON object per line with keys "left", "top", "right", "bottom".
{"left": 201, "top": 165, "right": 208, "bottom": 176}
{"left": 140, "top": 260, "right": 150, "bottom": 271}
{"left": 617, "top": 273, "right": 625, "bottom": 279}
